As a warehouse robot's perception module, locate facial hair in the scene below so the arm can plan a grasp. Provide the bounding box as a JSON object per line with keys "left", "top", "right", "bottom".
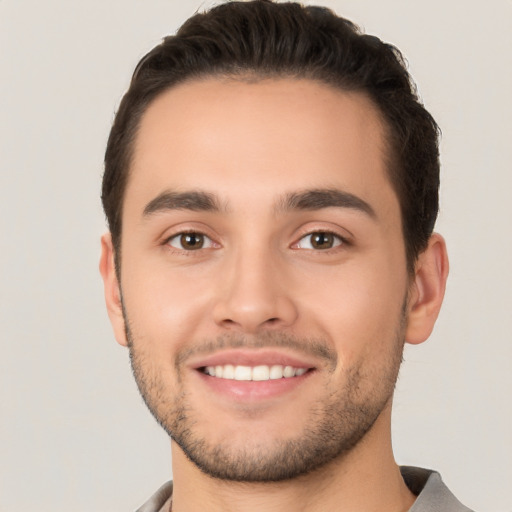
{"left": 124, "top": 308, "right": 406, "bottom": 483}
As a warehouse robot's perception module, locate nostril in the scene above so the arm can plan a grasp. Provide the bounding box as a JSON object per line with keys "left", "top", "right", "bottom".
{"left": 220, "top": 316, "right": 280, "bottom": 330}
{"left": 213, "top": 294, "right": 299, "bottom": 332}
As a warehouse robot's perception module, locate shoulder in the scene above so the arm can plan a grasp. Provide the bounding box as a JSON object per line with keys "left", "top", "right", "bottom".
{"left": 135, "top": 481, "right": 173, "bottom": 512}
{"left": 401, "top": 466, "right": 475, "bottom": 512}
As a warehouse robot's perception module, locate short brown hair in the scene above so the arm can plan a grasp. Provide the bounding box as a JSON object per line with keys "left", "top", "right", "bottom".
{"left": 102, "top": 0, "right": 440, "bottom": 273}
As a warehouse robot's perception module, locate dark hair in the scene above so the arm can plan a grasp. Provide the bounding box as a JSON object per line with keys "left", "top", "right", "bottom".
{"left": 102, "top": 0, "right": 440, "bottom": 273}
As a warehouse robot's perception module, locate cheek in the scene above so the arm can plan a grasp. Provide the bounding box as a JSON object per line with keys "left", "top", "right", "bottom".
{"left": 120, "top": 256, "right": 216, "bottom": 351}
{"left": 296, "top": 257, "right": 407, "bottom": 354}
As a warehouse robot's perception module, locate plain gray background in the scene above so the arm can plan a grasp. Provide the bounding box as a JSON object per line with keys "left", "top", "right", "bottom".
{"left": 1, "top": 1, "right": 510, "bottom": 510}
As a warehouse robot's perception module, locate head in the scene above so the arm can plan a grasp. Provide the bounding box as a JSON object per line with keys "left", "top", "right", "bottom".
{"left": 100, "top": 0, "right": 448, "bottom": 483}
{"left": 102, "top": 0, "right": 440, "bottom": 276}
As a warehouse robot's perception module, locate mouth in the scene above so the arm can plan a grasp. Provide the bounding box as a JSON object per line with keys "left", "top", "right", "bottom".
{"left": 200, "top": 364, "right": 310, "bottom": 381}
{"left": 189, "top": 349, "right": 318, "bottom": 400}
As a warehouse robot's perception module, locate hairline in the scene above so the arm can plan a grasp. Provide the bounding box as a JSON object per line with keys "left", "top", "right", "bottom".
{"left": 113, "top": 72, "right": 412, "bottom": 278}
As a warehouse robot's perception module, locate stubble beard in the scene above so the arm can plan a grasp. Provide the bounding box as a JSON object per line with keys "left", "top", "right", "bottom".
{"left": 125, "top": 315, "right": 406, "bottom": 483}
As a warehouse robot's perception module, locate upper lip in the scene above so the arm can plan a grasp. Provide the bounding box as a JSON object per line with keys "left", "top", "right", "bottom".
{"left": 189, "top": 349, "right": 318, "bottom": 370}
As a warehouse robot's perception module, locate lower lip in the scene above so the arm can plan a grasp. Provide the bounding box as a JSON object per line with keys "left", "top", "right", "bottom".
{"left": 195, "top": 370, "right": 314, "bottom": 401}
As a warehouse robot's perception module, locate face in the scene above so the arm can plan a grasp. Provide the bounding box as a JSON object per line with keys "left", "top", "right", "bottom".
{"left": 108, "top": 78, "right": 414, "bottom": 481}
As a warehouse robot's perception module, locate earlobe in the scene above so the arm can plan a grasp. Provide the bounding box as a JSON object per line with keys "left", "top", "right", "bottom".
{"left": 99, "top": 233, "right": 128, "bottom": 347}
{"left": 405, "top": 233, "right": 449, "bottom": 345}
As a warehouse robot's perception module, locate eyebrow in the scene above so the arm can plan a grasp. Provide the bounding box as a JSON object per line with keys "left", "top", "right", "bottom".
{"left": 277, "top": 188, "right": 376, "bottom": 218}
{"left": 143, "top": 190, "right": 224, "bottom": 216}
{"left": 142, "top": 187, "right": 375, "bottom": 219}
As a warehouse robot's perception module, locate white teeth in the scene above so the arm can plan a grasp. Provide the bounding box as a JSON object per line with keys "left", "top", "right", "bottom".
{"left": 283, "top": 365, "right": 295, "bottom": 378}
{"left": 234, "top": 366, "right": 252, "bottom": 381}
{"left": 223, "top": 364, "right": 235, "bottom": 379}
{"left": 203, "top": 364, "right": 308, "bottom": 381}
{"left": 252, "top": 365, "right": 270, "bottom": 381}
{"left": 269, "top": 365, "right": 284, "bottom": 379}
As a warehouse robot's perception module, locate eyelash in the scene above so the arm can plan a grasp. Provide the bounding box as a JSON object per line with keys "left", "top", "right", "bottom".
{"left": 292, "top": 230, "right": 349, "bottom": 252}
{"left": 163, "top": 229, "right": 349, "bottom": 253}
{"left": 164, "top": 230, "right": 217, "bottom": 252}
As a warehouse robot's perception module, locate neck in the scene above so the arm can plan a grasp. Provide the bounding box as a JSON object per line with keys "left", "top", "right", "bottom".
{"left": 170, "top": 407, "right": 416, "bottom": 512}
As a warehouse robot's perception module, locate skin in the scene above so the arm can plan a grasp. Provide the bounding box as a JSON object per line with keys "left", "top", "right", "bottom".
{"left": 100, "top": 78, "right": 448, "bottom": 512}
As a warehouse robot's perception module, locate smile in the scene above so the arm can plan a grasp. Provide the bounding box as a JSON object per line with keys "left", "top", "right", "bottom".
{"left": 202, "top": 364, "right": 309, "bottom": 381}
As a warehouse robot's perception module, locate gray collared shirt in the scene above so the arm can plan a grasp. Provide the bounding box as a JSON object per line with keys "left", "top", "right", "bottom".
{"left": 136, "top": 466, "right": 474, "bottom": 512}
{"left": 401, "top": 466, "right": 474, "bottom": 512}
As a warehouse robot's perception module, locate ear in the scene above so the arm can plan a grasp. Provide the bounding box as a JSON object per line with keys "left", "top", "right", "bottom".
{"left": 99, "top": 233, "right": 128, "bottom": 347}
{"left": 405, "top": 233, "right": 449, "bottom": 345}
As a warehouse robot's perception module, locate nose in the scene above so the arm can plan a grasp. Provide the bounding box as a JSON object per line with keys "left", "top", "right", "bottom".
{"left": 212, "top": 246, "right": 298, "bottom": 333}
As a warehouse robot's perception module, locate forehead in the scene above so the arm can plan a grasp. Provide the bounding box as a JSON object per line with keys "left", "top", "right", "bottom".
{"left": 126, "top": 77, "right": 397, "bottom": 217}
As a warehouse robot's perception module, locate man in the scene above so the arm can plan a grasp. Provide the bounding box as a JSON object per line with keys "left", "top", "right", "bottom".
{"left": 99, "top": 1, "right": 472, "bottom": 510}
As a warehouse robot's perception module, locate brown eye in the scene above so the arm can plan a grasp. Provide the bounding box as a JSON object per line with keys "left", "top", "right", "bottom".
{"left": 296, "top": 232, "right": 343, "bottom": 250}
{"left": 181, "top": 233, "right": 204, "bottom": 249}
{"left": 311, "top": 232, "right": 335, "bottom": 249}
{"left": 168, "top": 232, "right": 213, "bottom": 250}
